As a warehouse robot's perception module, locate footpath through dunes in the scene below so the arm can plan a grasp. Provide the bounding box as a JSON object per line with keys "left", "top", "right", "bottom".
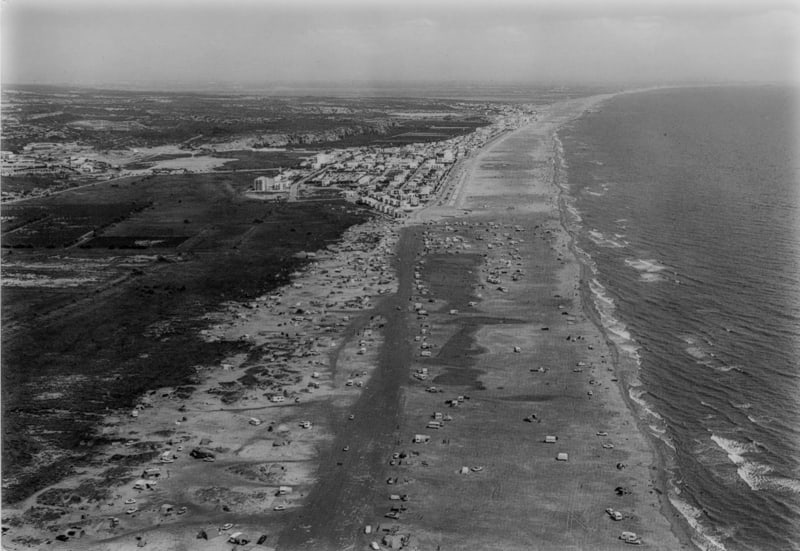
{"left": 313, "top": 97, "right": 687, "bottom": 551}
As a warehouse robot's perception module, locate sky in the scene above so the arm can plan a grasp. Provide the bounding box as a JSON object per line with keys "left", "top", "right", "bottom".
{"left": 1, "top": 0, "right": 798, "bottom": 89}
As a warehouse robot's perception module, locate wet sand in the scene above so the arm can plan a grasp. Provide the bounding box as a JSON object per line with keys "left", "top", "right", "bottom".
{"left": 2, "top": 95, "right": 693, "bottom": 550}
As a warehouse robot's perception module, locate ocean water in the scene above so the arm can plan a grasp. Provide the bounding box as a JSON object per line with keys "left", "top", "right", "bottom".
{"left": 559, "top": 86, "right": 800, "bottom": 551}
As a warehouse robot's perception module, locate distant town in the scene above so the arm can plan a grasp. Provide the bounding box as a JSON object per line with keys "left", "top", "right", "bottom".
{"left": 250, "top": 107, "right": 533, "bottom": 217}
{"left": 1, "top": 86, "right": 538, "bottom": 214}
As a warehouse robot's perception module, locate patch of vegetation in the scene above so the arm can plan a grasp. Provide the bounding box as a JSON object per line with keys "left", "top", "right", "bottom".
{"left": 2, "top": 173, "right": 372, "bottom": 504}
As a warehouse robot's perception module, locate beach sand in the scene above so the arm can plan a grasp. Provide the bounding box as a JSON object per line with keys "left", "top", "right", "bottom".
{"left": 2, "top": 95, "right": 693, "bottom": 550}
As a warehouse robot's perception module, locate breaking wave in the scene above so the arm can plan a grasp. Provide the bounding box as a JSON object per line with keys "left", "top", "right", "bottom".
{"left": 709, "top": 434, "right": 800, "bottom": 494}
{"left": 624, "top": 258, "right": 669, "bottom": 282}
{"left": 588, "top": 229, "right": 626, "bottom": 248}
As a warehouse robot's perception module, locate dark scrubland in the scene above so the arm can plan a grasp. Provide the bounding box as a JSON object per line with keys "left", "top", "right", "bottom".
{"left": 1, "top": 172, "right": 372, "bottom": 504}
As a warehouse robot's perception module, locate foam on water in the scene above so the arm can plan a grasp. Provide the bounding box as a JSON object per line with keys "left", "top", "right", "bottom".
{"left": 711, "top": 434, "right": 800, "bottom": 495}
{"left": 625, "top": 258, "right": 668, "bottom": 272}
{"left": 628, "top": 385, "right": 664, "bottom": 421}
{"left": 588, "top": 229, "right": 626, "bottom": 248}
{"left": 648, "top": 424, "right": 676, "bottom": 450}
{"left": 680, "top": 335, "right": 741, "bottom": 372}
{"left": 668, "top": 490, "right": 729, "bottom": 551}
{"left": 710, "top": 364, "right": 740, "bottom": 373}
{"left": 587, "top": 277, "right": 644, "bottom": 367}
{"left": 710, "top": 434, "right": 774, "bottom": 491}
{"left": 769, "top": 476, "right": 800, "bottom": 494}
{"left": 625, "top": 258, "right": 669, "bottom": 282}
{"left": 564, "top": 203, "right": 582, "bottom": 223}
{"left": 744, "top": 413, "right": 778, "bottom": 430}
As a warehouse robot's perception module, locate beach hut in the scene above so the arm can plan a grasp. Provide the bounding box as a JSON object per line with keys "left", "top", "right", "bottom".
{"left": 459, "top": 466, "right": 471, "bottom": 475}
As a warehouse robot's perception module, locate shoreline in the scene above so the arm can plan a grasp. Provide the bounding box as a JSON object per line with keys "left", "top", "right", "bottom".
{"left": 3, "top": 91, "right": 698, "bottom": 551}
{"left": 550, "top": 101, "right": 700, "bottom": 551}
{"left": 380, "top": 92, "right": 695, "bottom": 549}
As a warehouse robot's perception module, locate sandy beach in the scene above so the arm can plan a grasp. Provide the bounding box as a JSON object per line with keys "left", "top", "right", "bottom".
{"left": 3, "top": 95, "right": 694, "bottom": 551}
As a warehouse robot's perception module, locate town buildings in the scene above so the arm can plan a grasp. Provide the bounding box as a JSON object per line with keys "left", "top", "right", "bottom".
{"left": 253, "top": 175, "right": 289, "bottom": 192}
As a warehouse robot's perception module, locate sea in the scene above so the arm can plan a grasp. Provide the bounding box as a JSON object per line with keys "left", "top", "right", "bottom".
{"left": 558, "top": 86, "right": 800, "bottom": 551}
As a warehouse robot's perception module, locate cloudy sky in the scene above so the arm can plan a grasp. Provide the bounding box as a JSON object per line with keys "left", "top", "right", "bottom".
{"left": 2, "top": 0, "right": 798, "bottom": 89}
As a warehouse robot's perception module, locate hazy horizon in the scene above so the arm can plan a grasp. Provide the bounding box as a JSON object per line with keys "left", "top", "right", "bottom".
{"left": 2, "top": 0, "right": 799, "bottom": 91}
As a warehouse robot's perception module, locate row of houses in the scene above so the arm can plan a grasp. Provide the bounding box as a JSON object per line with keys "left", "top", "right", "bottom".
{"left": 249, "top": 107, "right": 533, "bottom": 211}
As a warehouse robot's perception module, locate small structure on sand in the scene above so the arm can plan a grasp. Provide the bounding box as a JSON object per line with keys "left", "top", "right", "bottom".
{"left": 228, "top": 532, "right": 250, "bottom": 545}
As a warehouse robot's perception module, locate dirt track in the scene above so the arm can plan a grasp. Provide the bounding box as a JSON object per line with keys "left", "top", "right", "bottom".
{"left": 277, "top": 229, "right": 419, "bottom": 549}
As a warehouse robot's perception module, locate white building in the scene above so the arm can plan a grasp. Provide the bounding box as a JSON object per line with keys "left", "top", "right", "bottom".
{"left": 312, "top": 153, "right": 334, "bottom": 170}
{"left": 253, "top": 175, "right": 288, "bottom": 192}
